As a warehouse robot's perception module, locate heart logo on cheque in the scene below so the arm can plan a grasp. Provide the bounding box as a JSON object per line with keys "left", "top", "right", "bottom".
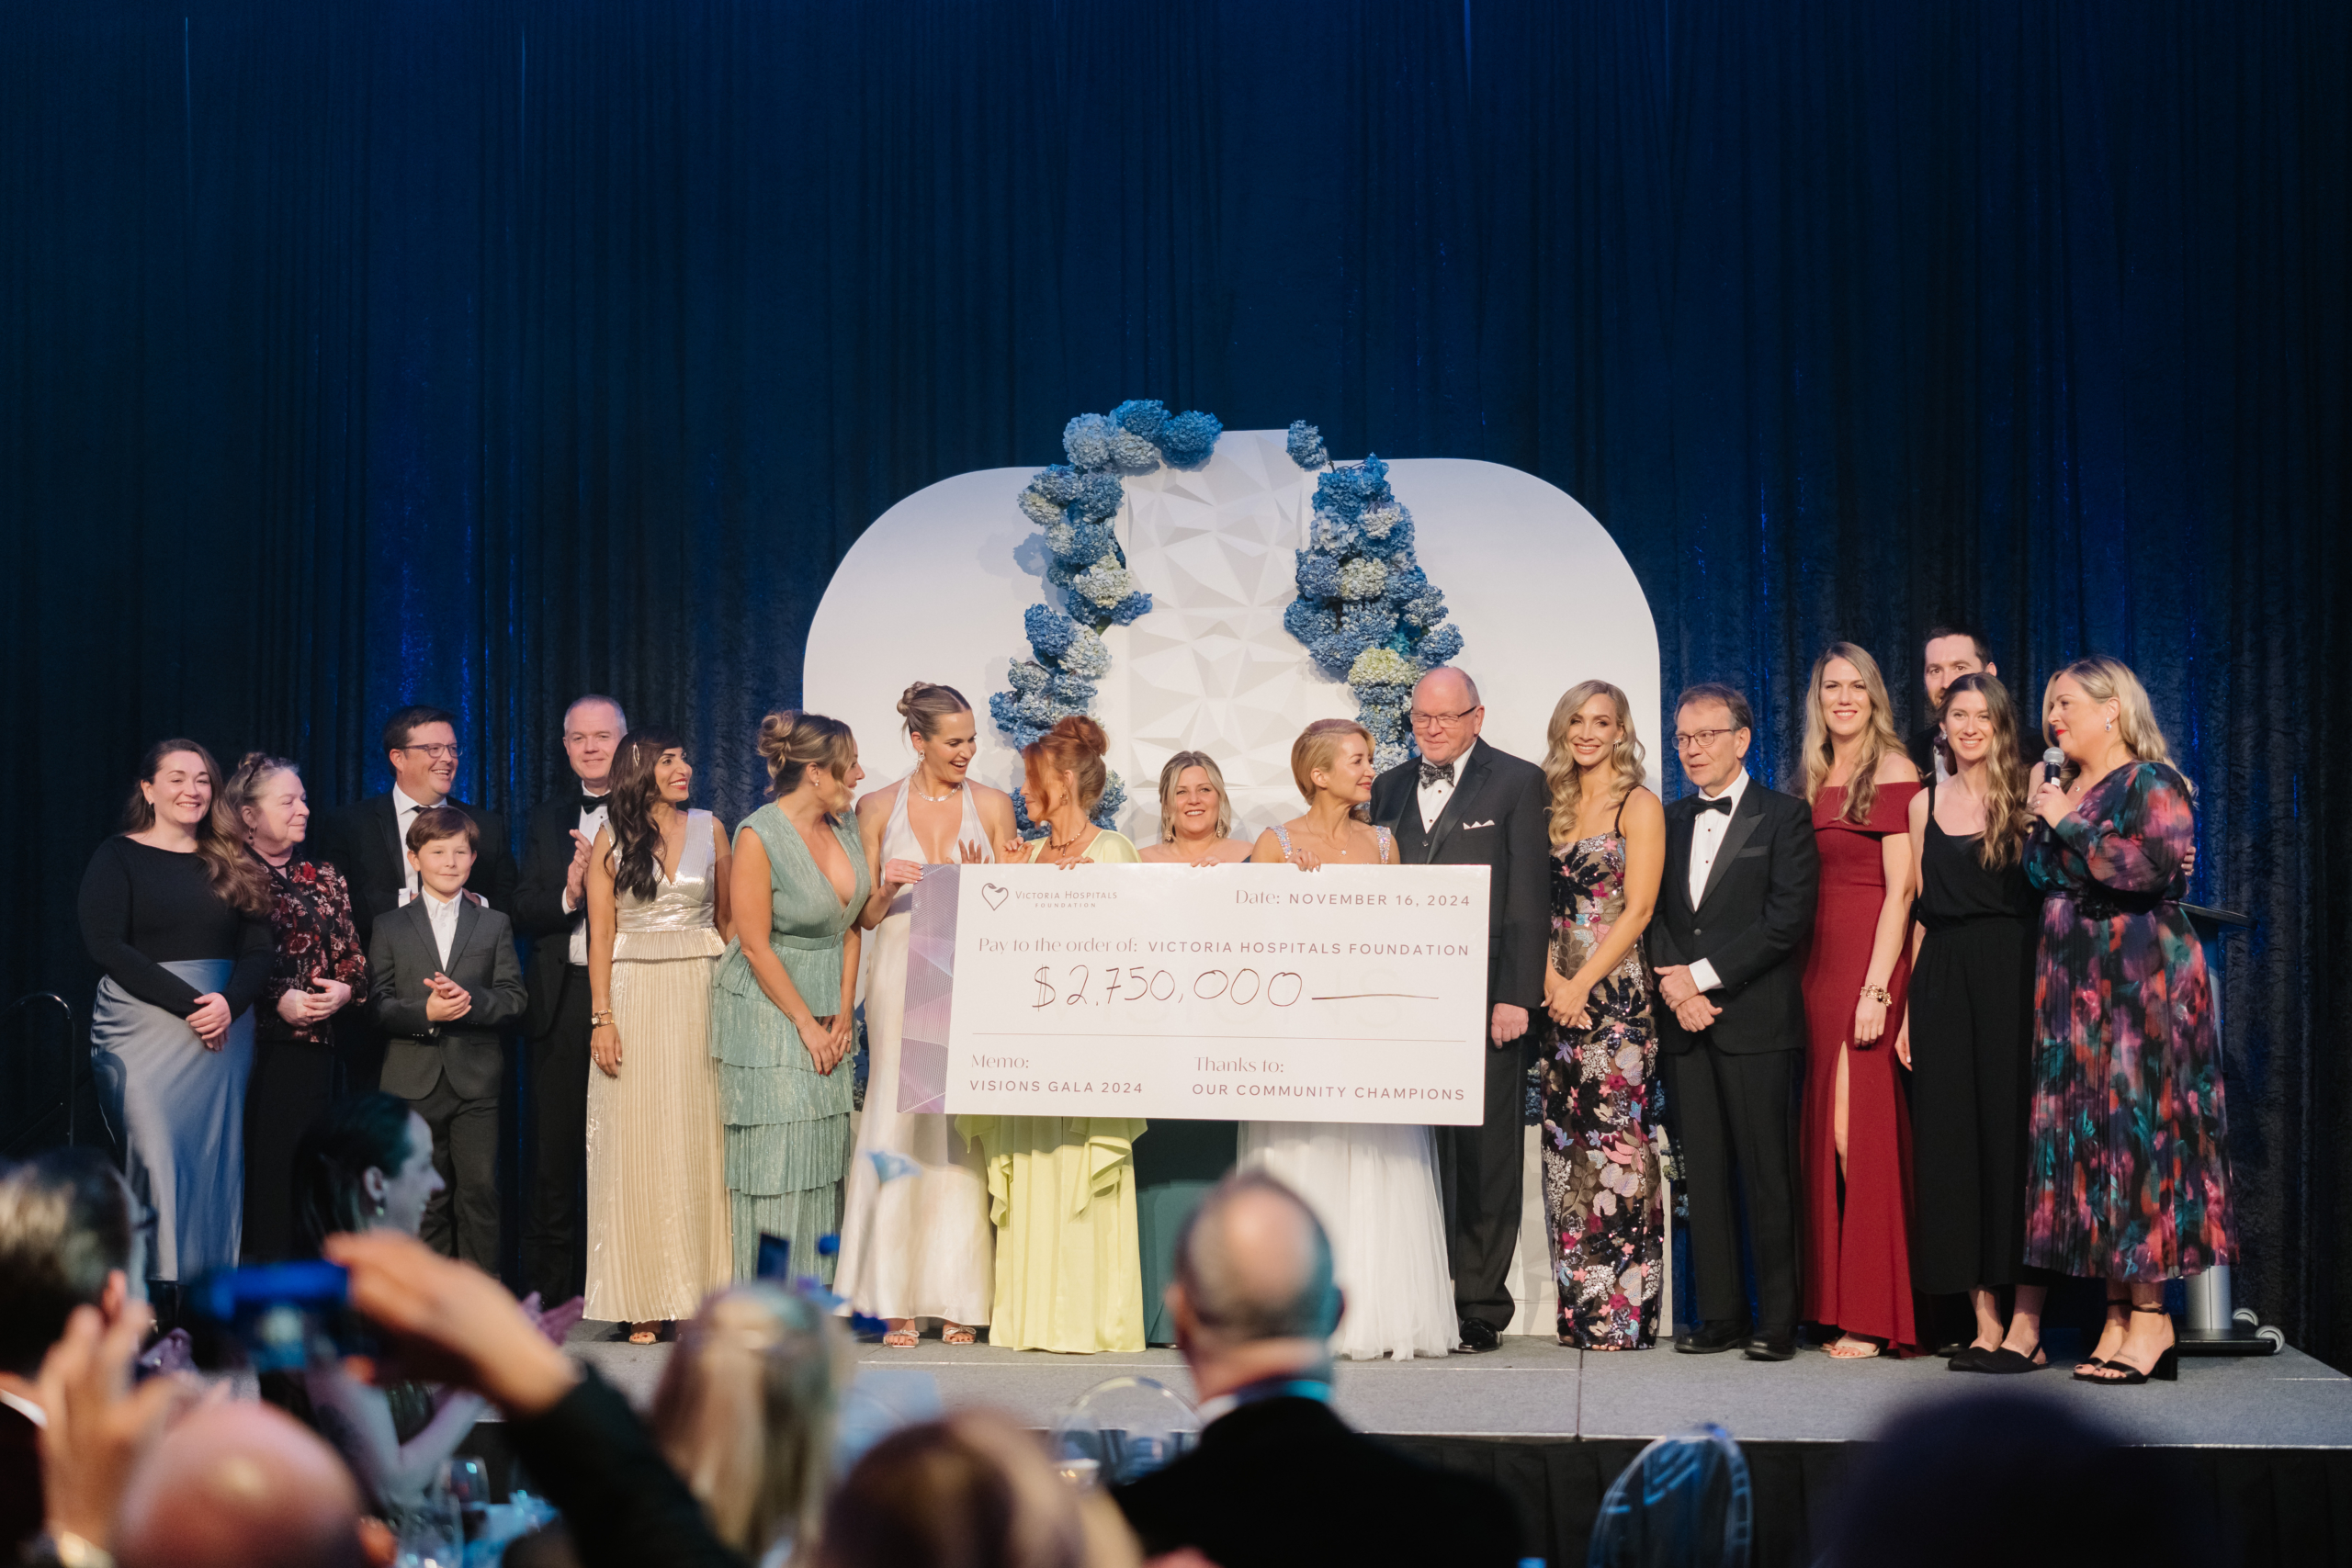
{"left": 981, "top": 883, "right": 1009, "bottom": 910}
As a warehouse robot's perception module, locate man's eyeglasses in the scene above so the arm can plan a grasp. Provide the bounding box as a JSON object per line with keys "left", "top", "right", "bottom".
{"left": 1673, "top": 728, "right": 1736, "bottom": 750}
{"left": 1408, "top": 705, "right": 1481, "bottom": 731}
{"left": 401, "top": 744, "right": 463, "bottom": 761}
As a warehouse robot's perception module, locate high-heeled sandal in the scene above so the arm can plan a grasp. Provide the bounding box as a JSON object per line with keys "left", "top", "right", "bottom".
{"left": 2077, "top": 1292, "right": 2132, "bottom": 1372}
{"left": 2074, "top": 1303, "right": 2178, "bottom": 1384}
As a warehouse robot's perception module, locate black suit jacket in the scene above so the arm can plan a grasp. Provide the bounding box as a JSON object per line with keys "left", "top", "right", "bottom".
{"left": 315, "top": 795, "right": 517, "bottom": 948}
{"left": 1114, "top": 1395, "right": 1521, "bottom": 1568}
{"left": 514, "top": 792, "right": 594, "bottom": 1039}
{"left": 367, "top": 895, "right": 527, "bottom": 1100}
{"left": 1368, "top": 739, "right": 1551, "bottom": 1014}
{"left": 1646, "top": 777, "right": 1820, "bottom": 1055}
{"left": 1906, "top": 721, "right": 1942, "bottom": 781}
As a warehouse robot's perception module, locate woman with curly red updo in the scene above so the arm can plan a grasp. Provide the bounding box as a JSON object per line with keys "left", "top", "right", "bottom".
{"left": 961, "top": 714, "right": 1148, "bottom": 1352}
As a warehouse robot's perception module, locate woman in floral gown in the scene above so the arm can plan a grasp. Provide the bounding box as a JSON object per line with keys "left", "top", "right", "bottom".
{"left": 2025, "top": 656, "right": 2232, "bottom": 1386}
{"left": 1536, "top": 682, "right": 1667, "bottom": 1348}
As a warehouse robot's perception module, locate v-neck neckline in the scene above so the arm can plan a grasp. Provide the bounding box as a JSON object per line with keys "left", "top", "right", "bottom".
{"left": 781, "top": 808, "right": 858, "bottom": 908}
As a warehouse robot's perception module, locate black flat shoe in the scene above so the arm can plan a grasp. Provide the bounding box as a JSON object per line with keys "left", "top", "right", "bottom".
{"left": 1676, "top": 1319, "right": 1751, "bottom": 1355}
{"left": 1979, "top": 1347, "right": 2047, "bottom": 1374}
{"left": 1947, "top": 1346, "right": 1996, "bottom": 1371}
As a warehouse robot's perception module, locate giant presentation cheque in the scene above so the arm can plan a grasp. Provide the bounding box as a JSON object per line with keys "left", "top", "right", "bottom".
{"left": 897, "top": 863, "right": 1489, "bottom": 1124}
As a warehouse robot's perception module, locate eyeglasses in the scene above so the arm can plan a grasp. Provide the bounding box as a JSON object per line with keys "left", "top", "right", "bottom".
{"left": 1673, "top": 728, "right": 1736, "bottom": 750}
{"left": 1408, "top": 705, "right": 1481, "bottom": 731}
{"left": 401, "top": 744, "right": 462, "bottom": 761}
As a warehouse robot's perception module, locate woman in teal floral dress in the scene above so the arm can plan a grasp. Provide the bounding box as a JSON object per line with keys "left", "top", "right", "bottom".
{"left": 2024, "top": 657, "right": 2232, "bottom": 1385}
{"left": 709, "top": 711, "right": 871, "bottom": 1283}
{"left": 1536, "top": 682, "right": 1668, "bottom": 1349}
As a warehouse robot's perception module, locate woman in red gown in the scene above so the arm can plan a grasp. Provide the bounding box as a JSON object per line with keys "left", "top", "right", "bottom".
{"left": 1797, "top": 643, "right": 1923, "bottom": 1358}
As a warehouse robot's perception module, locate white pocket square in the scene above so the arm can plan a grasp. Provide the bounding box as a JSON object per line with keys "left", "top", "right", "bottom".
{"left": 1462, "top": 818, "right": 1496, "bottom": 829}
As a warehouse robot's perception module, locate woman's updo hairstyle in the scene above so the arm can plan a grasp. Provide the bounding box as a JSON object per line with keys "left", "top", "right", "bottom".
{"left": 1291, "top": 719, "right": 1375, "bottom": 808}
{"left": 758, "top": 711, "right": 858, "bottom": 799}
{"left": 898, "top": 682, "right": 972, "bottom": 742}
{"left": 1021, "top": 716, "right": 1109, "bottom": 813}
{"left": 223, "top": 751, "right": 302, "bottom": 829}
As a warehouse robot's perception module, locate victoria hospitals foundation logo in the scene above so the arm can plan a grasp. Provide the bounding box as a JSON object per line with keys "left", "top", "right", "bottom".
{"left": 981, "top": 882, "right": 1010, "bottom": 910}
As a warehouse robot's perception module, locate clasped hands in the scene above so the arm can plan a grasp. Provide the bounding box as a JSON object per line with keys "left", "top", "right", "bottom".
{"left": 423, "top": 972, "right": 473, "bottom": 1024}
{"left": 276, "top": 976, "right": 355, "bottom": 1030}
{"left": 797, "top": 1010, "right": 857, "bottom": 1074}
{"left": 1655, "top": 964, "right": 1722, "bottom": 1032}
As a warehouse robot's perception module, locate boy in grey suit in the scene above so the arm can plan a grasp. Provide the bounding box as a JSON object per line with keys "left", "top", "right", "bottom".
{"left": 368, "top": 806, "right": 526, "bottom": 1269}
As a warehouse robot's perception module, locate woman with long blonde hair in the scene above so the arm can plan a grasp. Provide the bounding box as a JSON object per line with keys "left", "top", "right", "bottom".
{"left": 1534, "top": 683, "right": 1668, "bottom": 1348}
{"left": 1900, "top": 673, "right": 2048, "bottom": 1372}
{"left": 2022, "top": 657, "right": 2230, "bottom": 1386}
{"left": 1238, "top": 718, "right": 1456, "bottom": 1359}
{"left": 1794, "top": 644, "right": 1924, "bottom": 1359}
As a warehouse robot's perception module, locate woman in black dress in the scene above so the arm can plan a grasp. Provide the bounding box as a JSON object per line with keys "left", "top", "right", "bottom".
{"left": 78, "top": 739, "right": 275, "bottom": 1297}
{"left": 1899, "top": 674, "right": 2045, "bottom": 1371}
{"left": 230, "top": 751, "right": 367, "bottom": 1260}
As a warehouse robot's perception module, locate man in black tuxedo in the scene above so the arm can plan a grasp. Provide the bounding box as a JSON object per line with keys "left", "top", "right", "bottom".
{"left": 1648, "top": 682, "right": 1819, "bottom": 1361}
{"left": 1908, "top": 626, "right": 1998, "bottom": 782}
{"left": 1366, "top": 667, "right": 1550, "bottom": 1353}
{"left": 314, "top": 705, "right": 519, "bottom": 1089}
{"left": 513, "top": 694, "right": 627, "bottom": 1304}
{"left": 1114, "top": 1170, "right": 1521, "bottom": 1568}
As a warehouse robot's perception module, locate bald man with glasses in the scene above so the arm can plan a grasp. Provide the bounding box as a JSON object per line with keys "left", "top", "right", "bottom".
{"left": 1367, "top": 668, "right": 1550, "bottom": 1354}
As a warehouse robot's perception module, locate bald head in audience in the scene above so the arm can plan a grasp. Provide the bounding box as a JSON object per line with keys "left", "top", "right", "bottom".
{"left": 1167, "top": 1170, "right": 1342, "bottom": 1398}
{"left": 117, "top": 1402, "right": 383, "bottom": 1568}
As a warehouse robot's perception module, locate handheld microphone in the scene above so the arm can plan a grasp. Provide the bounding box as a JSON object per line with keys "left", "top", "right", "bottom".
{"left": 2041, "top": 747, "right": 2064, "bottom": 786}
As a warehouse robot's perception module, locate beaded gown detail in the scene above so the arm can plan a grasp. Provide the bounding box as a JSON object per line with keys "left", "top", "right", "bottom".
{"left": 585, "top": 809, "right": 732, "bottom": 1322}
{"left": 1539, "top": 811, "right": 1662, "bottom": 1349}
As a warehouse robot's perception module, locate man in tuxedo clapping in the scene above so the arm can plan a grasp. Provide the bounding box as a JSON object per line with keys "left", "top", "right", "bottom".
{"left": 1367, "top": 667, "right": 1550, "bottom": 1355}
{"left": 514, "top": 694, "right": 627, "bottom": 1306}
{"left": 1648, "top": 683, "right": 1819, "bottom": 1361}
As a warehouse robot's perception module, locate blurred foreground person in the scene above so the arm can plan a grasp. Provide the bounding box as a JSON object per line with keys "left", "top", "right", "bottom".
{"left": 817, "top": 1410, "right": 1137, "bottom": 1568}
{"left": 115, "top": 1402, "right": 385, "bottom": 1568}
{"left": 1113, "top": 1170, "right": 1521, "bottom": 1568}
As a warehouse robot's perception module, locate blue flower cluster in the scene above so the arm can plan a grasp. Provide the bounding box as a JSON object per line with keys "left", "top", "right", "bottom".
{"left": 1280, "top": 443, "right": 1464, "bottom": 772}
{"left": 990, "top": 399, "right": 1223, "bottom": 831}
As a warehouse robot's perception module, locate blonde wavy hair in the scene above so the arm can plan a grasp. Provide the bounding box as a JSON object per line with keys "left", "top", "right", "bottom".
{"left": 1542, "top": 682, "right": 1645, "bottom": 848}
{"left": 1801, "top": 642, "right": 1908, "bottom": 826}
{"left": 1939, "top": 673, "right": 2034, "bottom": 869}
{"left": 1291, "top": 719, "right": 1374, "bottom": 816}
{"left": 1155, "top": 750, "right": 1234, "bottom": 841}
{"left": 2041, "top": 655, "right": 2182, "bottom": 793}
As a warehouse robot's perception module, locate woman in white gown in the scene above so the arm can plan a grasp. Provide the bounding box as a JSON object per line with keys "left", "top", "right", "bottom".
{"left": 837, "top": 682, "right": 1016, "bottom": 1346}
{"left": 1242, "top": 718, "right": 1458, "bottom": 1360}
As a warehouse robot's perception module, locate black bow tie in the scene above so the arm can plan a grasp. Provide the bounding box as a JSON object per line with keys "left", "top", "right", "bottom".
{"left": 1419, "top": 759, "right": 1456, "bottom": 787}
{"left": 577, "top": 791, "right": 610, "bottom": 814}
{"left": 1693, "top": 795, "right": 1734, "bottom": 816}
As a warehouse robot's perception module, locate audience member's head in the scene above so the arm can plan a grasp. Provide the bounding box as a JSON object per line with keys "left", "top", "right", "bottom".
{"left": 0, "top": 1149, "right": 137, "bottom": 1384}
{"left": 1167, "top": 1170, "right": 1340, "bottom": 1396}
{"left": 383, "top": 705, "right": 461, "bottom": 807}
{"left": 289, "top": 1093, "right": 443, "bottom": 1255}
{"left": 816, "top": 1410, "right": 1137, "bottom": 1568}
{"left": 561, "top": 694, "right": 628, "bottom": 789}
{"left": 651, "top": 1283, "right": 852, "bottom": 1562}
{"left": 115, "top": 1401, "right": 380, "bottom": 1568}
{"left": 1813, "top": 1390, "right": 2217, "bottom": 1568}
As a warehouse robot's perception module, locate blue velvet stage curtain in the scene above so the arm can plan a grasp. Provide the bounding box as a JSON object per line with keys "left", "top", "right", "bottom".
{"left": 4, "top": 0, "right": 2346, "bottom": 1360}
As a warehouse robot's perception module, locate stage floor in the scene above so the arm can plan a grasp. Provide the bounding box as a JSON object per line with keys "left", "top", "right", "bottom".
{"left": 562, "top": 1324, "right": 2352, "bottom": 1449}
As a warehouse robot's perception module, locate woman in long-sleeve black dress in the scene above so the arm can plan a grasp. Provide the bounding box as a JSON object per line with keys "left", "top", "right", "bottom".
{"left": 78, "top": 739, "right": 274, "bottom": 1294}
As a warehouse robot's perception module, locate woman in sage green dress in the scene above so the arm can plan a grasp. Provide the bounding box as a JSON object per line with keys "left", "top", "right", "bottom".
{"left": 967, "top": 715, "right": 1147, "bottom": 1352}
{"left": 710, "top": 711, "right": 871, "bottom": 1282}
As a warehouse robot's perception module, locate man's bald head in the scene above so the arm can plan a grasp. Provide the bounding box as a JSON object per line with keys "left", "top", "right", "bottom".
{"left": 117, "top": 1402, "right": 372, "bottom": 1568}
{"left": 1173, "top": 1170, "right": 1340, "bottom": 1348}
{"left": 1411, "top": 667, "right": 1479, "bottom": 712}
{"left": 1408, "top": 667, "right": 1485, "bottom": 766}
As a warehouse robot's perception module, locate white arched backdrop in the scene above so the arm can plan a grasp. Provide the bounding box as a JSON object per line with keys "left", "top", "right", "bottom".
{"left": 805, "top": 428, "right": 1661, "bottom": 829}
{"left": 806, "top": 428, "right": 1663, "bottom": 1339}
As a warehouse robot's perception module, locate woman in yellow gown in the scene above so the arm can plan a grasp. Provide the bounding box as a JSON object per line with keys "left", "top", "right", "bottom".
{"left": 963, "top": 715, "right": 1146, "bottom": 1352}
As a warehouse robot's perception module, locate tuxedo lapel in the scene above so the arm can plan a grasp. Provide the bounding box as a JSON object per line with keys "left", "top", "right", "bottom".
{"left": 450, "top": 896, "right": 483, "bottom": 968}
{"left": 1665, "top": 800, "right": 1699, "bottom": 918}
{"left": 1419, "top": 744, "right": 1489, "bottom": 863}
{"left": 377, "top": 795, "right": 404, "bottom": 886}
{"left": 1695, "top": 787, "right": 1766, "bottom": 913}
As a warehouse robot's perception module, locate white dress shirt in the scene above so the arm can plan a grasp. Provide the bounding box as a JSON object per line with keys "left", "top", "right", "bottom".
{"left": 1685, "top": 768, "right": 1751, "bottom": 994}
{"left": 420, "top": 886, "right": 462, "bottom": 970}
{"left": 391, "top": 784, "right": 438, "bottom": 897}
{"left": 1415, "top": 739, "right": 1478, "bottom": 832}
{"left": 563, "top": 789, "right": 612, "bottom": 965}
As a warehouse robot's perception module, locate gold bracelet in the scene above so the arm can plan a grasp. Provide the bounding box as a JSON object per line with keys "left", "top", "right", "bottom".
{"left": 589, "top": 1010, "right": 616, "bottom": 1028}
{"left": 1859, "top": 983, "right": 1891, "bottom": 1006}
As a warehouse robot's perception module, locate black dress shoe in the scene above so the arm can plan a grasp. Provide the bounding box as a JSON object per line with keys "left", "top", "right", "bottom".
{"left": 1745, "top": 1329, "right": 1797, "bottom": 1361}
{"left": 1675, "top": 1319, "right": 1752, "bottom": 1354}
{"left": 1454, "top": 1320, "right": 1502, "bottom": 1354}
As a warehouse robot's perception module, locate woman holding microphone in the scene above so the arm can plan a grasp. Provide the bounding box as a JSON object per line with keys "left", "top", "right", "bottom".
{"left": 2022, "top": 656, "right": 2232, "bottom": 1385}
